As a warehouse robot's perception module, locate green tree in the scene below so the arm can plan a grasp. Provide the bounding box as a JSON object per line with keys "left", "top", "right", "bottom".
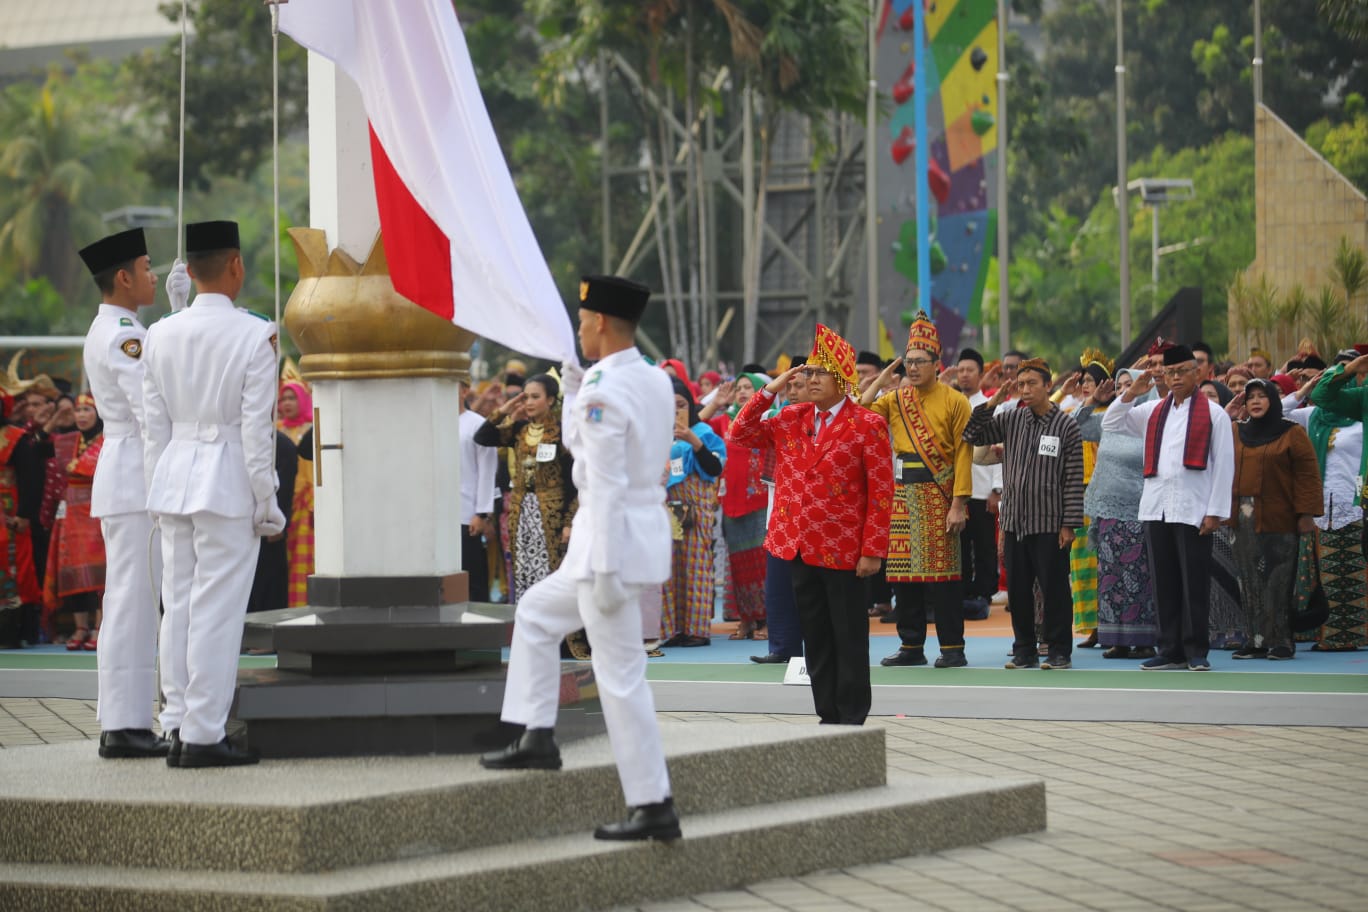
{"left": 129, "top": 0, "right": 307, "bottom": 190}
{"left": 1005, "top": 133, "right": 1255, "bottom": 363}
{"left": 0, "top": 59, "right": 149, "bottom": 304}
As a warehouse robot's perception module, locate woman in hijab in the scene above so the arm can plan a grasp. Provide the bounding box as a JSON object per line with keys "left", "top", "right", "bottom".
{"left": 41, "top": 394, "right": 105, "bottom": 648}
{"left": 1229, "top": 379, "right": 1323, "bottom": 660}
{"left": 1083, "top": 369, "right": 1158, "bottom": 659}
{"left": 1067, "top": 357, "right": 1116, "bottom": 648}
{"left": 713, "top": 372, "right": 773, "bottom": 639}
{"left": 660, "top": 378, "right": 727, "bottom": 648}
{"left": 277, "top": 380, "right": 315, "bottom": 609}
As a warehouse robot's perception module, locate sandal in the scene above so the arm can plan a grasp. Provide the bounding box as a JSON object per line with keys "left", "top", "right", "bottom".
{"left": 1102, "top": 645, "right": 1130, "bottom": 659}
{"left": 728, "top": 622, "right": 756, "bottom": 640}
{"left": 84, "top": 631, "right": 97, "bottom": 652}
{"left": 66, "top": 627, "right": 89, "bottom": 651}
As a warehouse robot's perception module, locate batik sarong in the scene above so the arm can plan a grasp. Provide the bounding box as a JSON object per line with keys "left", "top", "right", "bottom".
{"left": 1094, "top": 517, "right": 1157, "bottom": 647}
{"left": 1317, "top": 519, "right": 1367, "bottom": 649}
{"left": 886, "top": 479, "right": 960, "bottom": 583}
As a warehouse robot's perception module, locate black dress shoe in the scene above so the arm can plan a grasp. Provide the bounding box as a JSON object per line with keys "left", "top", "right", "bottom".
{"left": 98, "top": 729, "right": 171, "bottom": 759}
{"left": 479, "top": 728, "right": 562, "bottom": 771}
{"left": 176, "top": 738, "right": 259, "bottom": 768}
{"left": 934, "top": 650, "right": 968, "bottom": 668}
{"left": 880, "top": 648, "right": 927, "bottom": 667}
{"left": 593, "top": 798, "right": 682, "bottom": 841}
{"left": 166, "top": 729, "right": 182, "bottom": 768}
{"left": 749, "top": 653, "right": 792, "bottom": 664}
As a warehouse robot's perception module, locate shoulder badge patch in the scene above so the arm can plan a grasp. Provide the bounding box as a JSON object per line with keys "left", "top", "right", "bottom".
{"left": 586, "top": 405, "right": 605, "bottom": 424}
{"left": 269, "top": 333, "right": 278, "bottom": 354}
{"left": 118, "top": 317, "right": 133, "bottom": 327}
{"left": 585, "top": 369, "right": 603, "bottom": 387}
{"left": 241, "top": 308, "right": 270, "bottom": 322}
{"left": 120, "top": 339, "right": 142, "bottom": 360}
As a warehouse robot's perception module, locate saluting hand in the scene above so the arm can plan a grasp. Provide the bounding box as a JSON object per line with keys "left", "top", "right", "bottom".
{"left": 1123, "top": 370, "right": 1154, "bottom": 403}
{"left": 765, "top": 366, "right": 803, "bottom": 396}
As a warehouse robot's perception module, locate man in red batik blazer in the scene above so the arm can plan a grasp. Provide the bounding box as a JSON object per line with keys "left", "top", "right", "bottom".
{"left": 729, "top": 324, "right": 894, "bottom": 725}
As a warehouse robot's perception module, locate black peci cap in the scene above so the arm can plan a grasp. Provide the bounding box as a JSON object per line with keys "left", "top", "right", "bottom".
{"left": 78, "top": 228, "right": 147, "bottom": 276}
{"left": 578, "top": 275, "right": 650, "bottom": 322}
{"left": 186, "top": 220, "right": 241, "bottom": 253}
{"left": 1162, "top": 344, "right": 1195, "bottom": 366}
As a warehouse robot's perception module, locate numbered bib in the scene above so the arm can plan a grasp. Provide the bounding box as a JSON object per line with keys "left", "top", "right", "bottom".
{"left": 1038, "top": 435, "right": 1060, "bottom": 458}
{"left": 669, "top": 456, "right": 686, "bottom": 478}
{"left": 535, "top": 443, "right": 557, "bottom": 463}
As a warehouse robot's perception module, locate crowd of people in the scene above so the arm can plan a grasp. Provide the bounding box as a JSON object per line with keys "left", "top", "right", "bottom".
{"left": 0, "top": 359, "right": 318, "bottom": 650}
{"left": 455, "top": 321, "right": 1367, "bottom": 684}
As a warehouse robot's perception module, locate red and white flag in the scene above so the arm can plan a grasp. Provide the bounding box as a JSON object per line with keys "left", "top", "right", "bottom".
{"left": 278, "top": 0, "right": 576, "bottom": 361}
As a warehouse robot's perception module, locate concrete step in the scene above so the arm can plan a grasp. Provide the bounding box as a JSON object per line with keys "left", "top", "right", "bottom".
{"left": 0, "top": 722, "right": 886, "bottom": 874}
{"left": 0, "top": 771, "right": 1045, "bottom": 912}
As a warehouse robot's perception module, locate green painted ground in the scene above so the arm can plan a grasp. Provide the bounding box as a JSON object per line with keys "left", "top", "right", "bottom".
{"left": 5, "top": 653, "right": 1363, "bottom": 694}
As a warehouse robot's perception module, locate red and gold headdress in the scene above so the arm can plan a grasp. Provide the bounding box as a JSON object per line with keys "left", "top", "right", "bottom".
{"left": 76, "top": 392, "right": 96, "bottom": 409}
{"left": 905, "top": 309, "right": 940, "bottom": 358}
{"left": 808, "top": 324, "right": 859, "bottom": 396}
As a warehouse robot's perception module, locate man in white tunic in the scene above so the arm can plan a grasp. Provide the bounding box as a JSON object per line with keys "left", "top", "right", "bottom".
{"left": 1101, "top": 343, "right": 1235, "bottom": 671}
{"left": 78, "top": 228, "right": 186, "bottom": 759}
{"left": 481, "top": 275, "right": 680, "bottom": 841}
{"left": 142, "top": 220, "right": 285, "bottom": 768}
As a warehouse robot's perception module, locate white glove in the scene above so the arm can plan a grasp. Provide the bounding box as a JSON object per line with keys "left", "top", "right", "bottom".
{"left": 560, "top": 358, "right": 586, "bottom": 397}
{"left": 167, "top": 259, "right": 191, "bottom": 312}
{"left": 253, "top": 497, "right": 286, "bottom": 538}
{"left": 592, "top": 571, "right": 628, "bottom": 615}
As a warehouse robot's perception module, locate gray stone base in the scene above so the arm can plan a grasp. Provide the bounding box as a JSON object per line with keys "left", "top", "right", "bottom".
{"left": 0, "top": 722, "right": 1046, "bottom": 911}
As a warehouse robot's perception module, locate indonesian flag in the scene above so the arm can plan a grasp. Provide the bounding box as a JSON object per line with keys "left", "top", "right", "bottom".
{"left": 278, "top": 0, "right": 576, "bottom": 361}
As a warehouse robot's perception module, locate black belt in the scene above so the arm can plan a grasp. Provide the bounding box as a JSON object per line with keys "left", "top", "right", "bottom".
{"left": 895, "top": 453, "right": 934, "bottom": 485}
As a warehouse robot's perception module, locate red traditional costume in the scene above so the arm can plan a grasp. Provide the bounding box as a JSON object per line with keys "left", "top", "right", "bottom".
{"left": 729, "top": 325, "right": 893, "bottom": 724}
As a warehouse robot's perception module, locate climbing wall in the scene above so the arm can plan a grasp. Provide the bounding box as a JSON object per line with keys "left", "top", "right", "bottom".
{"left": 874, "top": 0, "right": 1000, "bottom": 360}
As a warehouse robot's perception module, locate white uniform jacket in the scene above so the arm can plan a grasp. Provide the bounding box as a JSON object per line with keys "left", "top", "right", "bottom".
{"left": 83, "top": 303, "right": 150, "bottom": 518}
{"left": 559, "top": 346, "right": 674, "bottom": 586}
{"left": 141, "top": 293, "right": 278, "bottom": 518}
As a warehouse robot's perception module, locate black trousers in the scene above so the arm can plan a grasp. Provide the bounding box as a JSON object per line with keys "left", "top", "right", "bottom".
{"left": 1144, "top": 520, "right": 1212, "bottom": 662}
{"left": 960, "top": 498, "right": 999, "bottom": 600}
{"left": 892, "top": 580, "right": 964, "bottom": 650}
{"left": 789, "top": 557, "right": 870, "bottom": 725}
{"left": 863, "top": 563, "right": 892, "bottom": 608}
{"left": 247, "top": 539, "right": 289, "bottom": 613}
{"left": 461, "top": 524, "right": 491, "bottom": 603}
{"left": 1003, "top": 531, "right": 1072, "bottom": 658}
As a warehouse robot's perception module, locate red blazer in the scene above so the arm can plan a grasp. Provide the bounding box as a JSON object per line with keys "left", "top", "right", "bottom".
{"left": 729, "top": 392, "right": 894, "bottom": 571}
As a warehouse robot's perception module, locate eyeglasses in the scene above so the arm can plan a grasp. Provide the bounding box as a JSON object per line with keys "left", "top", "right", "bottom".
{"left": 1162, "top": 365, "right": 1196, "bottom": 378}
{"left": 798, "top": 368, "right": 831, "bottom": 380}
{"left": 902, "top": 357, "right": 936, "bottom": 368}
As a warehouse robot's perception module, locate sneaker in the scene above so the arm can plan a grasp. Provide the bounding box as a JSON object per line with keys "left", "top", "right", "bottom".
{"left": 1004, "top": 654, "right": 1039, "bottom": 669}
{"left": 880, "top": 648, "right": 928, "bottom": 667}
{"left": 1140, "top": 655, "right": 1187, "bottom": 670}
{"left": 934, "top": 651, "right": 968, "bottom": 668}
{"left": 1040, "top": 655, "right": 1072, "bottom": 670}
{"left": 1232, "top": 646, "right": 1268, "bottom": 660}
{"left": 1268, "top": 646, "right": 1294, "bottom": 660}
{"left": 1187, "top": 657, "right": 1211, "bottom": 671}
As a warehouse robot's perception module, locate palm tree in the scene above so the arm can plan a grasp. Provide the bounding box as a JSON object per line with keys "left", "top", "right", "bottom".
{"left": 0, "top": 77, "right": 104, "bottom": 302}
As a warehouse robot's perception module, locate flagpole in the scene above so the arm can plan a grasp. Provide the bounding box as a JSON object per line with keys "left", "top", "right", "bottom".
{"left": 913, "top": 0, "right": 931, "bottom": 318}
{"left": 996, "top": 0, "right": 1010, "bottom": 354}
{"left": 866, "top": 0, "right": 880, "bottom": 351}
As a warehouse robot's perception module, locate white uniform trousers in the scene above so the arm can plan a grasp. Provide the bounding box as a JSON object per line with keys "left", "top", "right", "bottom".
{"left": 96, "top": 512, "right": 160, "bottom": 730}
{"left": 500, "top": 568, "right": 672, "bottom": 807}
{"left": 157, "top": 512, "right": 257, "bottom": 745}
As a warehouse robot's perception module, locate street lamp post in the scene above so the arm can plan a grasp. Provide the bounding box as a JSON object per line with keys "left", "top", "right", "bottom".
{"left": 1127, "top": 178, "right": 1195, "bottom": 311}
{"left": 1115, "top": 0, "right": 1130, "bottom": 344}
